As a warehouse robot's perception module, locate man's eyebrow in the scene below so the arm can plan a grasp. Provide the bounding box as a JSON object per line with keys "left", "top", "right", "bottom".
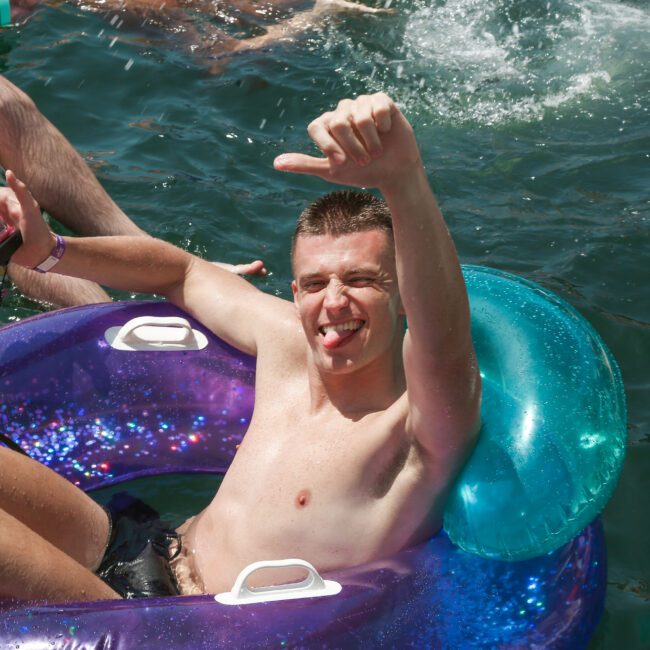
{"left": 345, "top": 267, "right": 379, "bottom": 276}
{"left": 298, "top": 272, "right": 325, "bottom": 281}
{"left": 298, "top": 267, "right": 380, "bottom": 281}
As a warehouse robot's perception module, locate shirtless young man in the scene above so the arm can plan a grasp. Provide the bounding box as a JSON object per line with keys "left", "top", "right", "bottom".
{"left": 0, "top": 92, "right": 481, "bottom": 602}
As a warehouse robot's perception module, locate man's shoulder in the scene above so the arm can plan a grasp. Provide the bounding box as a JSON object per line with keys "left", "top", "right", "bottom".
{"left": 254, "top": 302, "right": 306, "bottom": 365}
{"left": 255, "top": 298, "right": 302, "bottom": 341}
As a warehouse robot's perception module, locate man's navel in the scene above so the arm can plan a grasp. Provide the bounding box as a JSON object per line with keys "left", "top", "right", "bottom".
{"left": 295, "top": 489, "right": 312, "bottom": 508}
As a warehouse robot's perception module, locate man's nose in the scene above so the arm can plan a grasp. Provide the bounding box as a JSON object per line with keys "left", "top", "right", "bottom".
{"left": 324, "top": 279, "right": 349, "bottom": 309}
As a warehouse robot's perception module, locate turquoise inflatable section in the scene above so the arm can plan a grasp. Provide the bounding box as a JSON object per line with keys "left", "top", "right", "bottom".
{"left": 444, "top": 266, "right": 626, "bottom": 560}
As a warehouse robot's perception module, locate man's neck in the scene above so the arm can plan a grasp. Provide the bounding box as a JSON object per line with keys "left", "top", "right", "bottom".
{"left": 306, "top": 346, "right": 406, "bottom": 420}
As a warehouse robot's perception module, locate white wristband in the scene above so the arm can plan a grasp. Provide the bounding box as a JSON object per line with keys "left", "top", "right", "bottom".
{"left": 34, "top": 234, "right": 66, "bottom": 273}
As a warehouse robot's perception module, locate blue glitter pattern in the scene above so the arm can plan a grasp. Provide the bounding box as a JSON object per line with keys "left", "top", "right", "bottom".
{"left": 0, "top": 301, "right": 254, "bottom": 489}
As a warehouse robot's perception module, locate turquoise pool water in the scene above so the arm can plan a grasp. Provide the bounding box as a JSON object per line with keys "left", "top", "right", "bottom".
{"left": 1, "top": 0, "right": 648, "bottom": 647}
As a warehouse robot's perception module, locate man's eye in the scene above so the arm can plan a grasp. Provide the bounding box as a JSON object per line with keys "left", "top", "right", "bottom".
{"left": 349, "top": 277, "right": 373, "bottom": 286}
{"left": 302, "top": 281, "right": 325, "bottom": 291}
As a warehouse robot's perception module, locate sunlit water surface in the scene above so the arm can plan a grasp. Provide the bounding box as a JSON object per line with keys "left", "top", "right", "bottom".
{"left": 1, "top": 0, "right": 648, "bottom": 646}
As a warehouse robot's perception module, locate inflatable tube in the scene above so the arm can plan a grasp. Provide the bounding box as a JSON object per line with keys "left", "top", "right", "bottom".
{"left": 446, "top": 266, "right": 626, "bottom": 559}
{"left": 0, "top": 266, "right": 621, "bottom": 648}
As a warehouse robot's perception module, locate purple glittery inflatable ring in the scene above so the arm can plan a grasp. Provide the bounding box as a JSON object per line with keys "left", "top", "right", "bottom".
{"left": 0, "top": 273, "right": 608, "bottom": 649}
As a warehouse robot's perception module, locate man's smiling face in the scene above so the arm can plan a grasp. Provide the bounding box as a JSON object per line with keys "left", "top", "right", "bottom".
{"left": 291, "top": 229, "right": 404, "bottom": 374}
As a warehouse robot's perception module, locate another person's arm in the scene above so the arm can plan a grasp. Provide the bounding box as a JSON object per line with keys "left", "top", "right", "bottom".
{"left": 230, "top": 0, "right": 390, "bottom": 51}
{"left": 274, "top": 93, "right": 481, "bottom": 477}
{"left": 0, "top": 171, "right": 283, "bottom": 356}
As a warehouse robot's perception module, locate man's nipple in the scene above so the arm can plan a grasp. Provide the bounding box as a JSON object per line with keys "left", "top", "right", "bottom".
{"left": 295, "top": 489, "right": 311, "bottom": 508}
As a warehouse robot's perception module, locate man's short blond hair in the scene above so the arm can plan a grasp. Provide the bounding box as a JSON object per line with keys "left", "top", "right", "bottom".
{"left": 291, "top": 190, "right": 393, "bottom": 263}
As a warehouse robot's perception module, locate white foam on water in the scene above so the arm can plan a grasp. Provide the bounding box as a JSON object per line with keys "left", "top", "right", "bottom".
{"left": 327, "top": 0, "right": 650, "bottom": 125}
{"left": 404, "top": 0, "right": 522, "bottom": 84}
{"left": 542, "top": 70, "right": 611, "bottom": 108}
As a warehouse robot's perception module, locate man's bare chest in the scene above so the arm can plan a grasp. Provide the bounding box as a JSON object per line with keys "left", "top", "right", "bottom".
{"left": 232, "top": 385, "right": 410, "bottom": 500}
{"left": 219, "top": 345, "right": 423, "bottom": 503}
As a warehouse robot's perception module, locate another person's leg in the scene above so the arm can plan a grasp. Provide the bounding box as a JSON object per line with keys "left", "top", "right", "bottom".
{"left": 0, "top": 509, "right": 120, "bottom": 602}
{"left": 0, "top": 446, "right": 111, "bottom": 569}
{"left": 0, "top": 77, "right": 267, "bottom": 305}
{"left": 0, "top": 75, "right": 147, "bottom": 306}
{"left": 0, "top": 445, "right": 118, "bottom": 601}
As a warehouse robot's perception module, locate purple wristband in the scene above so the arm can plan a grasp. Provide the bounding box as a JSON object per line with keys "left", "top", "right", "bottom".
{"left": 34, "top": 234, "right": 66, "bottom": 273}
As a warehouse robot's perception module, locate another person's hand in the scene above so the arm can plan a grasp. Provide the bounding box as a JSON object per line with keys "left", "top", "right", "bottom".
{"left": 273, "top": 93, "right": 422, "bottom": 193}
{"left": 0, "top": 170, "right": 55, "bottom": 269}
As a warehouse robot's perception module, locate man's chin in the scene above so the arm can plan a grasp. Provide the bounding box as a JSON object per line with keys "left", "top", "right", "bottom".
{"left": 315, "top": 351, "right": 362, "bottom": 376}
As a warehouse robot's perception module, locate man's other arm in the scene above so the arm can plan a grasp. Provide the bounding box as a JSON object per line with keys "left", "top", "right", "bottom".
{"left": 382, "top": 156, "right": 481, "bottom": 476}
{"left": 0, "top": 171, "right": 287, "bottom": 356}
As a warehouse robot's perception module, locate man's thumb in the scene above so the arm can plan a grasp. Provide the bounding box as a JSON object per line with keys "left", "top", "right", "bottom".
{"left": 274, "top": 153, "right": 330, "bottom": 176}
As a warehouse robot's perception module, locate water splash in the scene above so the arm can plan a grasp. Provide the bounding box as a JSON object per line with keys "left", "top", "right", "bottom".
{"left": 326, "top": 0, "right": 650, "bottom": 125}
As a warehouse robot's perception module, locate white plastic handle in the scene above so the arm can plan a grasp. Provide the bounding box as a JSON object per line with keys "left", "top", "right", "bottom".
{"left": 214, "top": 559, "right": 342, "bottom": 605}
{"left": 105, "top": 316, "right": 208, "bottom": 351}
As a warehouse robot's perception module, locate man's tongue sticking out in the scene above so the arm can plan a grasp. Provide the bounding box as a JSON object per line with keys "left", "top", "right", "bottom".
{"left": 322, "top": 326, "right": 358, "bottom": 350}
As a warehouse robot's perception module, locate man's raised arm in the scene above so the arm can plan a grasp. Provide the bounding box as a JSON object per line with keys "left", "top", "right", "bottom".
{"left": 274, "top": 93, "right": 481, "bottom": 474}
{"left": 0, "top": 170, "right": 283, "bottom": 356}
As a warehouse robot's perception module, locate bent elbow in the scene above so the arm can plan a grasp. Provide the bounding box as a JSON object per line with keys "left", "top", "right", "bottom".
{"left": 159, "top": 252, "right": 197, "bottom": 303}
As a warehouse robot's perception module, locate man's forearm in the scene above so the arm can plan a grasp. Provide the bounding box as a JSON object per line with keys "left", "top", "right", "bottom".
{"left": 380, "top": 165, "right": 471, "bottom": 355}
{"left": 0, "top": 172, "right": 190, "bottom": 296}
{"left": 48, "top": 235, "right": 193, "bottom": 298}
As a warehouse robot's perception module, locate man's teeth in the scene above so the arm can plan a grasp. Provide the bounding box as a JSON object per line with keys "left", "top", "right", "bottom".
{"left": 320, "top": 320, "right": 363, "bottom": 335}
